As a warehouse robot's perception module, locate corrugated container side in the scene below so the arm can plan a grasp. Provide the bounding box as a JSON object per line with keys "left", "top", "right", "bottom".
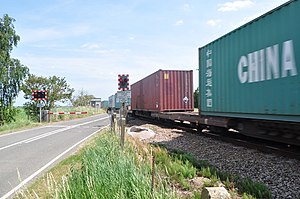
{"left": 131, "top": 69, "right": 194, "bottom": 112}
{"left": 108, "top": 95, "right": 115, "bottom": 108}
{"left": 101, "top": 100, "right": 109, "bottom": 109}
{"left": 199, "top": 1, "right": 300, "bottom": 122}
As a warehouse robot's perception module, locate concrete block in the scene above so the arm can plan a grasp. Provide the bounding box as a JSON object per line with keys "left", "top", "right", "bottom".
{"left": 201, "top": 187, "right": 231, "bottom": 199}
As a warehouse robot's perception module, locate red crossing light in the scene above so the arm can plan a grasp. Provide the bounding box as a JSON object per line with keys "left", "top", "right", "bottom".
{"left": 118, "top": 74, "right": 129, "bottom": 90}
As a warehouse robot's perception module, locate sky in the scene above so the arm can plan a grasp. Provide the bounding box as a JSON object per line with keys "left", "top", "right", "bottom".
{"left": 1, "top": 0, "right": 289, "bottom": 106}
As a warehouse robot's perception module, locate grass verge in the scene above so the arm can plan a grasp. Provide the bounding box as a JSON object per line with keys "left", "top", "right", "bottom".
{"left": 16, "top": 130, "right": 272, "bottom": 199}
{"left": 0, "top": 108, "right": 41, "bottom": 135}
{"left": 17, "top": 131, "right": 177, "bottom": 198}
{"left": 0, "top": 107, "right": 105, "bottom": 135}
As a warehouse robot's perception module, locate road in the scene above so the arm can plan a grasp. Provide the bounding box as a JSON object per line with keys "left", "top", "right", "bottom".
{"left": 0, "top": 113, "right": 110, "bottom": 198}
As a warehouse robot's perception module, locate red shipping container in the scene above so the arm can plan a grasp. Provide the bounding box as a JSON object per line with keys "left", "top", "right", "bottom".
{"left": 131, "top": 70, "right": 194, "bottom": 112}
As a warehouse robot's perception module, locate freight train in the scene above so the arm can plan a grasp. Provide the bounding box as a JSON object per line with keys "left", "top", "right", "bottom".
{"left": 108, "top": 90, "right": 131, "bottom": 112}
{"left": 130, "top": 1, "right": 300, "bottom": 146}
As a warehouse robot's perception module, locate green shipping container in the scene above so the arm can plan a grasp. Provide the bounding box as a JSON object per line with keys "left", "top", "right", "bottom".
{"left": 101, "top": 100, "right": 109, "bottom": 109}
{"left": 199, "top": 0, "right": 300, "bottom": 122}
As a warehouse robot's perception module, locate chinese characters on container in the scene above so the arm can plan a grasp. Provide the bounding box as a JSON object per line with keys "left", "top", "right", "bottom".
{"left": 205, "top": 49, "right": 213, "bottom": 108}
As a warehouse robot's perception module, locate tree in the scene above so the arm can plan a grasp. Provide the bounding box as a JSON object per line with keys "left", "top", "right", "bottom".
{"left": 0, "top": 14, "right": 29, "bottom": 125}
{"left": 21, "top": 74, "right": 74, "bottom": 120}
{"left": 194, "top": 87, "right": 199, "bottom": 109}
{"left": 47, "top": 76, "right": 75, "bottom": 108}
{"left": 71, "top": 89, "right": 95, "bottom": 107}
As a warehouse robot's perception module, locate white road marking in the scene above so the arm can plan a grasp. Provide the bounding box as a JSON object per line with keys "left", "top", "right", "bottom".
{"left": 0, "top": 126, "right": 47, "bottom": 138}
{"left": 46, "top": 125, "right": 70, "bottom": 128}
{"left": 24, "top": 127, "right": 71, "bottom": 143}
{"left": 1, "top": 125, "right": 108, "bottom": 199}
{"left": 0, "top": 114, "right": 108, "bottom": 138}
{"left": 0, "top": 116, "right": 109, "bottom": 151}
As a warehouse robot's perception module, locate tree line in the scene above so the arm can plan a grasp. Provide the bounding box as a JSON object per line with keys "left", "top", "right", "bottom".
{"left": 0, "top": 14, "right": 94, "bottom": 125}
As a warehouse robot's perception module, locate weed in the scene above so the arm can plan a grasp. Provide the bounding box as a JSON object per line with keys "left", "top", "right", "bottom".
{"left": 192, "top": 191, "right": 201, "bottom": 199}
{"left": 223, "top": 177, "right": 235, "bottom": 190}
{"left": 203, "top": 179, "right": 214, "bottom": 187}
{"left": 200, "top": 167, "right": 212, "bottom": 178}
{"left": 178, "top": 176, "right": 190, "bottom": 190}
{"left": 238, "top": 178, "right": 272, "bottom": 199}
{"left": 154, "top": 148, "right": 197, "bottom": 190}
{"left": 243, "top": 192, "right": 257, "bottom": 199}
{"left": 210, "top": 173, "right": 219, "bottom": 185}
{"left": 164, "top": 148, "right": 271, "bottom": 199}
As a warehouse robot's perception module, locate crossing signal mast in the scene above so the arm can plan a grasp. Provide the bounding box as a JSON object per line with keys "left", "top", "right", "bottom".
{"left": 118, "top": 74, "right": 129, "bottom": 90}
{"left": 31, "top": 89, "right": 47, "bottom": 123}
{"left": 117, "top": 75, "right": 129, "bottom": 147}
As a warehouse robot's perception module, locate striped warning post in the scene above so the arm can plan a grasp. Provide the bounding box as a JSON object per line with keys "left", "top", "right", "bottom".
{"left": 48, "top": 112, "right": 88, "bottom": 115}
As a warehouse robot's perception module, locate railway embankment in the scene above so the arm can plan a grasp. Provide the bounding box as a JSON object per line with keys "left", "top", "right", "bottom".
{"left": 128, "top": 118, "right": 300, "bottom": 199}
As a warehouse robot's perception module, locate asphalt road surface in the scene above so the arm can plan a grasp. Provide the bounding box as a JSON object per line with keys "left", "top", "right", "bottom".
{"left": 0, "top": 113, "right": 110, "bottom": 198}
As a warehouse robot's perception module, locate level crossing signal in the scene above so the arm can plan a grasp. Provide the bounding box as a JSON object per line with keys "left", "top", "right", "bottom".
{"left": 118, "top": 74, "right": 129, "bottom": 90}
{"left": 32, "top": 90, "right": 47, "bottom": 101}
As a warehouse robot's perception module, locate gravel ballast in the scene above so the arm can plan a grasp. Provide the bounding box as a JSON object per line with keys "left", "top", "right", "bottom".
{"left": 128, "top": 119, "right": 300, "bottom": 199}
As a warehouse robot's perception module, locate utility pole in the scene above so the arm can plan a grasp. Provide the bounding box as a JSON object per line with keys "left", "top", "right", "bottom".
{"left": 120, "top": 102, "right": 126, "bottom": 150}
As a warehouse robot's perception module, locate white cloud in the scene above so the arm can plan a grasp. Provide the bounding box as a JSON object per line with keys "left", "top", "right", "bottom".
{"left": 174, "top": 20, "right": 184, "bottom": 26}
{"left": 207, "top": 19, "right": 222, "bottom": 27}
{"left": 94, "top": 49, "right": 115, "bottom": 54}
{"left": 182, "top": 3, "right": 191, "bottom": 12}
{"left": 81, "top": 43, "right": 101, "bottom": 50}
{"left": 218, "top": 0, "right": 254, "bottom": 11}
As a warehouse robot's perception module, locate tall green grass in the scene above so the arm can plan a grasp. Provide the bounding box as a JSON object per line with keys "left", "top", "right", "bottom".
{"left": 56, "top": 133, "right": 175, "bottom": 199}
{"left": 0, "top": 108, "right": 38, "bottom": 134}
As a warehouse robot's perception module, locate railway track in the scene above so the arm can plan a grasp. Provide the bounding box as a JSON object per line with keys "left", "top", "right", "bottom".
{"left": 132, "top": 115, "right": 300, "bottom": 160}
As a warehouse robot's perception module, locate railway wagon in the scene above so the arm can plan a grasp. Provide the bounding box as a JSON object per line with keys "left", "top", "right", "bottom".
{"left": 199, "top": 0, "right": 300, "bottom": 145}
{"left": 131, "top": 69, "right": 194, "bottom": 114}
{"left": 108, "top": 94, "right": 115, "bottom": 110}
{"left": 101, "top": 100, "right": 109, "bottom": 109}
